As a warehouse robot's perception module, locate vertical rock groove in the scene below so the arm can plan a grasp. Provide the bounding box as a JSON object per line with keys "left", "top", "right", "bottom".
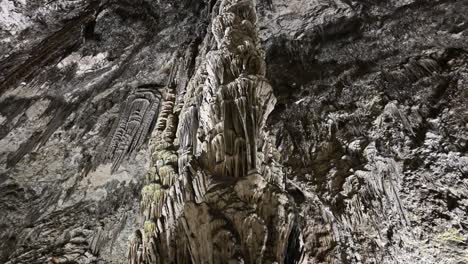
{"left": 129, "top": 0, "right": 301, "bottom": 263}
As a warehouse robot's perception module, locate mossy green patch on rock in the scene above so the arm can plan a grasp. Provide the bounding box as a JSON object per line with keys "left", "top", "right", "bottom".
{"left": 144, "top": 220, "right": 156, "bottom": 235}
{"left": 436, "top": 228, "right": 466, "bottom": 243}
{"left": 141, "top": 183, "right": 163, "bottom": 201}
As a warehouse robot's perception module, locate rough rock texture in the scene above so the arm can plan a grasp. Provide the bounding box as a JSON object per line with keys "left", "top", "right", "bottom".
{"left": 0, "top": 0, "right": 467, "bottom": 263}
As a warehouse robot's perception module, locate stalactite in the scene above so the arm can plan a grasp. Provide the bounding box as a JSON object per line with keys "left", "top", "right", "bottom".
{"left": 128, "top": 85, "right": 181, "bottom": 264}
{"left": 129, "top": 0, "right": 302, "bottom": 263}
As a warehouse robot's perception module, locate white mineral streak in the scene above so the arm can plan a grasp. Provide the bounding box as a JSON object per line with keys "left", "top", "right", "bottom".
{"left": 0, "top": 0, "right": 31, "bottom": 35}
{"left": 129, "top": 0, "right": 301, "bottom": 263}
{"left": 57, "top": 52, "right": 110, "bottom": 76}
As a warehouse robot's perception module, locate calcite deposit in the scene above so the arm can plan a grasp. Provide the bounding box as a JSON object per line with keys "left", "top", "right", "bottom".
{"left": 0, "top": 0, "right": 467, "bottom": 263}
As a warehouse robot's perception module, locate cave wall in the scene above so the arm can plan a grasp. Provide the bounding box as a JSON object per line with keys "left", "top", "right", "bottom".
{"left": 0, "top": 0, "right": 467, "bottom": 263}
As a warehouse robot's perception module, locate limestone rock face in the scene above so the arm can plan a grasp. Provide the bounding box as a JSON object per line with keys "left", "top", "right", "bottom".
{"left": 1, "top": 0, "right": 467, "bottom": 264}
{"left": 129, "top": 1, "right": 298, "bottom": 263}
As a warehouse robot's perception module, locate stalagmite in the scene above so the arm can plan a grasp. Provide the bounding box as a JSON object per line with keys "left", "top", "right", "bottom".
{"left": 129, "top": 0, "right": 301, "bottom": 263}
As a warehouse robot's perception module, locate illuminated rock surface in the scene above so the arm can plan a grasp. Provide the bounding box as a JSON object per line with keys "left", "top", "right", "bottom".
{"left": 0, "top": 0, "right": 467, "bottom": 263}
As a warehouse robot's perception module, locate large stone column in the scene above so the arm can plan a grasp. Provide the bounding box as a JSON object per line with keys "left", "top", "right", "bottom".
{"left": 129, "top": 1, "right": 301, "bottom": 263}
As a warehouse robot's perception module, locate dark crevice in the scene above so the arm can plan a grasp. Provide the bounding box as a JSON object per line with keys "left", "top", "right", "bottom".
{"left": 284, "top": 223, "right": 303, "bottom": 264}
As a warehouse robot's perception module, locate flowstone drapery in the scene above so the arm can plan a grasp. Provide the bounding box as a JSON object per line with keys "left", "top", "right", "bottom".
{"left": 129, "top": 0, "right": 302, "bottom": 263}
{"left": 104, "top": 88, "right": 162, "bottom": 173}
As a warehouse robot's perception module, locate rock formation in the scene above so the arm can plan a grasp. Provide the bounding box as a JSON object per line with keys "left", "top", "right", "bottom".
{"left": 0, "top": 0, "right": 467, "bottom": 263}
{"left": 129, "top": 1, "right": 300, "bottom": 263}
{"left": 104, "top": 87, "right": 162, "bottom": 173}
